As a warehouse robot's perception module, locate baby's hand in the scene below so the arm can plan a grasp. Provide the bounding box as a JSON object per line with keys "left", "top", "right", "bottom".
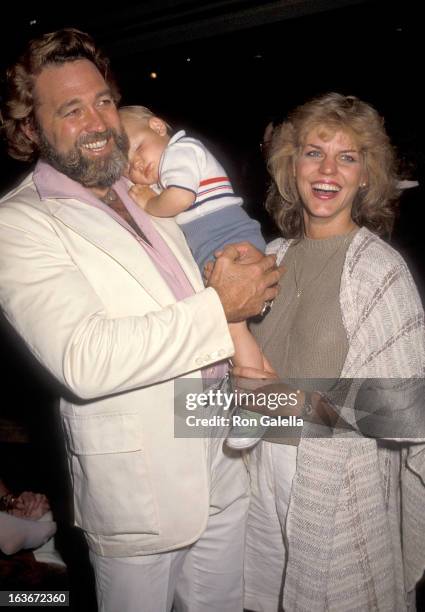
{"left": 129, "top": 184, "right": 157, "bottom": 209}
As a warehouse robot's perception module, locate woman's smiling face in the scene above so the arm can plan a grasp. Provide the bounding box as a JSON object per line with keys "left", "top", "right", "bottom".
{"left": 295, "top": 126, "right": 366, "bottom": 235}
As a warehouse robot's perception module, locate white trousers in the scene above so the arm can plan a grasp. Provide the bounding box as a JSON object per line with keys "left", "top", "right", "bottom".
{"left": 244, "top": 442, "right": 297, "bottom": 612}
{"left": 90, "top": 437, "right": 249, "bottom": 612}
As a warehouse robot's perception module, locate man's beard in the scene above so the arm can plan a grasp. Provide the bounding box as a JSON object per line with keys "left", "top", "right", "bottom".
{"left": 36, "top": 124, "right": 129, "bottom": 189}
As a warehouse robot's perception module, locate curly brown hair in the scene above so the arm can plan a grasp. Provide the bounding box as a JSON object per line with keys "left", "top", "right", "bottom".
{"left": 1, "top": 28, "right": 120, "bottom": 162}
{"left": 266, "top": 93, "right": 399, "bottom": 238}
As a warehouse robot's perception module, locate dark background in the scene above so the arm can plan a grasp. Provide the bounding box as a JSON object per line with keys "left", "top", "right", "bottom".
{"left": 0, "top": 0, "right": 424, "bottom": 607}
{"left": 1, "top": 0, "right": 424, "bottom": 261}
{"left": 1, "top": 0, "right": 424, "bottom": 195}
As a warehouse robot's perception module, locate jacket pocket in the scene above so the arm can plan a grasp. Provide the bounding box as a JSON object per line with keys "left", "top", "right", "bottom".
{"left": 62, "top": 412, "right": 159, "bottom": 536}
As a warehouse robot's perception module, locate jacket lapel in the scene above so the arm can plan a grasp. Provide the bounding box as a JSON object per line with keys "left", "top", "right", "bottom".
{"left": 151, "top": 216, "right": 204, "bottom": 292}
{"left": 49, "top": 199, "right": 182, "bottom": 306}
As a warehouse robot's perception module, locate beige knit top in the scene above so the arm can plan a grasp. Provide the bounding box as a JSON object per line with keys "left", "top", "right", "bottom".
{"left": 251, "top": 231, "right": 356, "bottom": 382}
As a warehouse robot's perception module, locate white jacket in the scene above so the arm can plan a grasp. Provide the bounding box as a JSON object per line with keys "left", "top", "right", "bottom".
{"left": 0, "top": 171, "right": 241, "bottom": 556}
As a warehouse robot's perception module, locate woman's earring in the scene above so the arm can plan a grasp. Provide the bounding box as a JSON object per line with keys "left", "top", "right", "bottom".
{"left": 360, "top": 182, "right": 367, "bottom": 188}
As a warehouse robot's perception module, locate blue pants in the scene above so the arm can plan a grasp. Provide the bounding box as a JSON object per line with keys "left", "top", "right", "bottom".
{"left": 180, "top": 205, "right": 266, "bottom": 274}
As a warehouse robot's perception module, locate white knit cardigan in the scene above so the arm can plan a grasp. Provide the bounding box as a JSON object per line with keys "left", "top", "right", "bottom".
{"left": 268, "top": 227, "right": 425, "bottom": 611}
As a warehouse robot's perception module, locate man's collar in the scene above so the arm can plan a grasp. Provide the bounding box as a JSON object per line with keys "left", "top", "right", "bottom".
{"left": 33, "top": 160, "right": 126, "bottom": 203}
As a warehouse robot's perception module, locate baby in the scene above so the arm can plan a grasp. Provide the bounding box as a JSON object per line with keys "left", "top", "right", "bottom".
{"left": 120, "top": 105, "right": 275, "bottom": 448}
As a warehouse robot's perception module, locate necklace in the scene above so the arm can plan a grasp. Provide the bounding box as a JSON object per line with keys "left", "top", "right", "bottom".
{"left": 293, "top": 233, "right": 352, "bottom": 299}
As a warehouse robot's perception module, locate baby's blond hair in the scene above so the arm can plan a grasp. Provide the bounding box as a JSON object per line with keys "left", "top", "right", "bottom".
{"left": 119, "top": 105, "right": 171, "bottom": 131}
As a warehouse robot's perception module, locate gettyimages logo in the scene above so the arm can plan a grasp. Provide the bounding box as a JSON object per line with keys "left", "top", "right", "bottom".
{"left": 184, "top": 387, "right": 299, "bottom": 411}
{"left": 174, "top": 377, "right": 303, "bottom": 438}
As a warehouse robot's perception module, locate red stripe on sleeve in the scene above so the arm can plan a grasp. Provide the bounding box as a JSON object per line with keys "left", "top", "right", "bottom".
{"left": 199, "top": 176, "right": 229, "bottom": 186}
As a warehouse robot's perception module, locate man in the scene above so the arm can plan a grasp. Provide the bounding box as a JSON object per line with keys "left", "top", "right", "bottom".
{"left": 0, "top": 29, "right": 281, "bottom": 611}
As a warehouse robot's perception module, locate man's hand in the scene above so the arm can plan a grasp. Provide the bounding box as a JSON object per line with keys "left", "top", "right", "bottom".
{"left": 204, "top": 241, "right": 280, "bottom": 283}
{"left": 207, "top": 243, "right": 284, "bottom": 322}
{"left": 214, "top": 241, "right": 265, "bottom": 264}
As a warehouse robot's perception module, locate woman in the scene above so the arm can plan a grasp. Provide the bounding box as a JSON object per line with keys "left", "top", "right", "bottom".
{"left": 243, "top": 93, "right": 425, "bottom": 611}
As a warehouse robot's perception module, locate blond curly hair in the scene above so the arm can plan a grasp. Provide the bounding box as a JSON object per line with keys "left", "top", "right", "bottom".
{"left": 266, "top": 93, "right": 399, "bottom": 238}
